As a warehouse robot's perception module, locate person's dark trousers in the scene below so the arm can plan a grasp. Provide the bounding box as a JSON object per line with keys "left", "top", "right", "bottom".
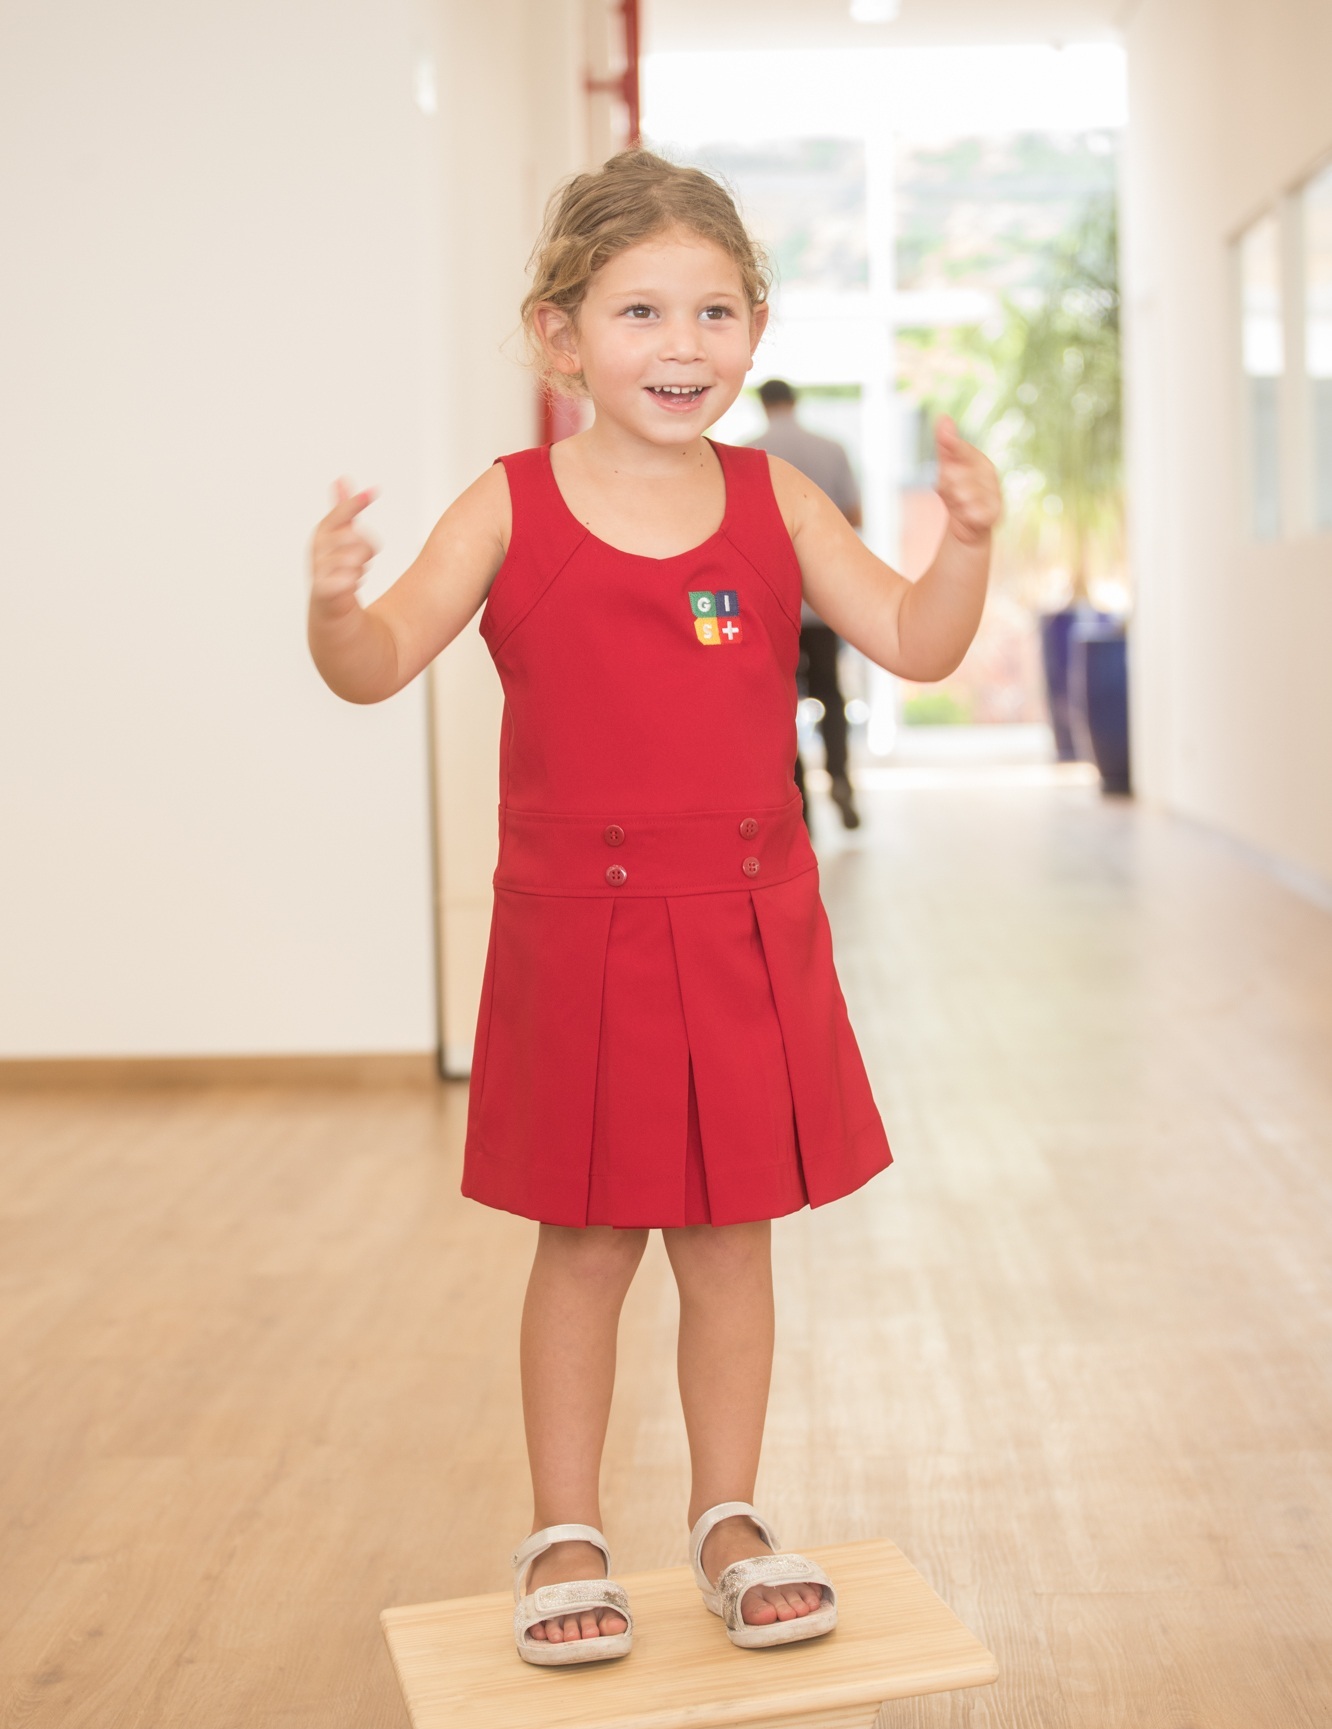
{"left": 800, "top": 623, "right": 849, "bottom": 781}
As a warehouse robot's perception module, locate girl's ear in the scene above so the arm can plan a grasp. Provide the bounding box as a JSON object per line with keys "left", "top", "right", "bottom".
{"left": 533, "top": 302, "right": 582, "bottom": 379}
{"left": 746, "top": 301, "right": 770, "bottom": 366}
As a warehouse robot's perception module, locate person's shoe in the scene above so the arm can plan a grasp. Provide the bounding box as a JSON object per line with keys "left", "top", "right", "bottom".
{"left": 689, "top": 1501, "right": 838, "bottom": 1649}
{"left": 511, "top": 1524, "right": 633, "bottom": 1666}
{"left": 829, "top": 777, "right": 861, "bottom": 830}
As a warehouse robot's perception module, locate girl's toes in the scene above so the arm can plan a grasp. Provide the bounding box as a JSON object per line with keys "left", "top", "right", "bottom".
{"left": 562, "top": 1614, "right": 584, "bottom": 1641}
{"left": 529, "top": 1620, "right": 548, "bottom": 1641}
{"left": 578, "top": 1611, "right": 601, "bottom": 1640}
{"left": 601, "top": 1608, "right": 627, "bottom": 1635}
{"left": 742, "top": 1587, "right": 779, "bottom": 1625}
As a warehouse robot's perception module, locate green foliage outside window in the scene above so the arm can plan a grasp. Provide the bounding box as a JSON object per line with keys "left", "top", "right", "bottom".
{"left": 967, "top": 193, "right": 1124, "bottom": 601}
{"left": 902, "top": 690, "right": 972, "bottom": 726}
{"left": 912, "top": 190, "right": 1125, "bottom": 606}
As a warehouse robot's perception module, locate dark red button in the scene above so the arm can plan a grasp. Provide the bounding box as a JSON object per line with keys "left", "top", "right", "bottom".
{"left": 603, "top": 824, "right": 625, "bottom": 847}
{"left": 605, "top": 865, "right": 627, "bottom": 887}
{"left": 739, "top": 817, "right": 759, "bottom": 839}
{"left": 742, "top": 856, "right": 760, "bottom": 878}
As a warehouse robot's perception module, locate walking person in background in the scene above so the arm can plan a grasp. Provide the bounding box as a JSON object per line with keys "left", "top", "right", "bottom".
{"left": 747, "top": 379, "right": 862, "bottom": 831}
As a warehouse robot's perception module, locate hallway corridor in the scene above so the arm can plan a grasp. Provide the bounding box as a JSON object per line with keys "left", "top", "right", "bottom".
{"left": 2, "top": 779, "right": 1330, "bottom": 1728}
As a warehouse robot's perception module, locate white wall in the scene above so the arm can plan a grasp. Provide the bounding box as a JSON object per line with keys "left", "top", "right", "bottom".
{"left": 1123, "top": 0, "right": 1332, "bottom": 887}
{"left": 0, "top": 0, "right": 441, "bottom": 1057}
{"left": 0, "top": 0, "right": 596, "bottom": 1059}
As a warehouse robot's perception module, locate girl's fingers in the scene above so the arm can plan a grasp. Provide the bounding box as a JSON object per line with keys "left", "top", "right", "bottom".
{"left": 327, "top": 480, "right": 378, "bottom": 526}
{"left": 321, "top": 556, "right": 371, "bottom": 582}
{"left": 330, "top": 524, "right": 375, "bottom": 551}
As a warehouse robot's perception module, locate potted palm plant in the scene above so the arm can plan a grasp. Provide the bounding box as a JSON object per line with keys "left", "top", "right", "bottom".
{"left": 978, "top": 194, "right": 1129, "bottom": 788}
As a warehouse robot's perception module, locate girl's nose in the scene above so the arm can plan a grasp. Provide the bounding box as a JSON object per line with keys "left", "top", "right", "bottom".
{"left": 657, "top": 318, "right": 705, "bottom": 362}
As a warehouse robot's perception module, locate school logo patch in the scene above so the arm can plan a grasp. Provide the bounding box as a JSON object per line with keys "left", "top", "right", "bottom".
{"left": 688, "top": 590, "right": 741, "bottom": 644}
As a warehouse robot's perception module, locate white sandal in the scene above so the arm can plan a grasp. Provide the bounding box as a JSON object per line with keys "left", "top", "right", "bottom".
{"left": 511, "top": 1523, "right": 634, "bottom": 1667}
{"left": 689, "top": 1501, "right": 838, "bottom": 1649}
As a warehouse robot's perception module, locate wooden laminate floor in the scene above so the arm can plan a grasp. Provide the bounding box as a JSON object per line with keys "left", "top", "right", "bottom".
{"left": 2, "top": 774, "right": 1331, "bottom": 1728}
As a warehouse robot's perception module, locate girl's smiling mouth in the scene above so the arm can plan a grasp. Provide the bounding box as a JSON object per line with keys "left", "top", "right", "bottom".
{"left": 646, "top": 384, "right": 709, "bottom": 409}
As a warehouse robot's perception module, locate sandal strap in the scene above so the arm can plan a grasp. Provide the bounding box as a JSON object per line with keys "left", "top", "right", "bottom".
{"left": 511, "top": 1523, "right": 611, "bottom": 1601}
{"left": 713, "top": 1552, "right": 834, "bottom": 1631}
{"left": 688, "top": 1501, "right": 781, "bottom": 1595}
{"left": 514, "top": 1578, "right": 633, "bottom": 1638}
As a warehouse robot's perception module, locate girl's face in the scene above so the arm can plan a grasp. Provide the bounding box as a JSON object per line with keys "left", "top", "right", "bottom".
{"left": 540, "top": 227, "right": 768, "bottom": 445}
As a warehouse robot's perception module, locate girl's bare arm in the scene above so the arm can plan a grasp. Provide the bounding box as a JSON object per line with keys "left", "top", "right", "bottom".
{"left": 307, "top": 463, "right": 512, "bottom": 704}
{"left": 770, "top": 417, "right": 1002, "bottom": 681}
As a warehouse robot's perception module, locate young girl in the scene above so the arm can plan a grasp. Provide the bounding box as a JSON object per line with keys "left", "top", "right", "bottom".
{"left": 308, "top": 149, "right": 1000, "bottom": 1668}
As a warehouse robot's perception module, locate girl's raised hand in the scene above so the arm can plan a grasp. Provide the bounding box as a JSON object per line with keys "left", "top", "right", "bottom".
{"left": 934, "top": 416, "right": 1002, "bottom": 547}
{"left": 309, "top": 478, "right": 380, "bottom": 615}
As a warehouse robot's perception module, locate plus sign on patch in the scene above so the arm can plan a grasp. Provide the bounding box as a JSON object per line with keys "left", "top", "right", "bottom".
{"left": 688, "top": 590, "right": 743, "bottom": 645}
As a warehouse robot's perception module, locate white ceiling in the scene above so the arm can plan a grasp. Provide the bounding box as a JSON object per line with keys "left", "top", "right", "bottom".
{"left": 645, "top": 0, "right": 1130, "bottom": 53}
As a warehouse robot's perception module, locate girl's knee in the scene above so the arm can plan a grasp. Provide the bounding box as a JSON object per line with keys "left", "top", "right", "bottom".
{"left": 536, "top": 1222, "right": 649, "bottom": 1279}
{"left": 663, "top": 1218, "right": 771, "bottom": 1277}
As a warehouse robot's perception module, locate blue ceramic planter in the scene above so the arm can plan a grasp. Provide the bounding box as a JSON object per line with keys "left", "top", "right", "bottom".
{"left": 1040, "top": 605, "right": 1112, "bottom": 762}
{"left": 1069, "top": 621, "right": 1131, "bottom": 795}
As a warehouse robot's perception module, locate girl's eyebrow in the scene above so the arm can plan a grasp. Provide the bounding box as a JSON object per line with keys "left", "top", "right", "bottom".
{"left": 608, "top": 288, "right": 744, "bottom": 300}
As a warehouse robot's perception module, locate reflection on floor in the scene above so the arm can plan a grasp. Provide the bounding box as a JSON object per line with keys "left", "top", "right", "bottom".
{"left": 2, "top": 776, "right": 1331, "bottom": 1728}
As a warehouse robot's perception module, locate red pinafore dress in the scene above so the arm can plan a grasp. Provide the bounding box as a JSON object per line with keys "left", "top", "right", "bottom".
{"left": 460, "top": 439, "right": 892, "bottom": 1229}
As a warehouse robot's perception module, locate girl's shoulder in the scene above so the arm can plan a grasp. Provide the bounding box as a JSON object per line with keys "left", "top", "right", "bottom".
{"left": 489, "top": 443, "right": 586, "bottom": 568}
{"left": 494, "top": 443, "right": 552, "bottom": 471}
{"left": 470, "top": 445, "right": 564, "bottom": 558}
{"left": 437, "top": 457, "right": 514, "bottom": 557}
{"left": 492, "top": 444, "right": 559, "bottom": 511}
{"left": 756, "top": 449, "right": 815, "bottom": 542}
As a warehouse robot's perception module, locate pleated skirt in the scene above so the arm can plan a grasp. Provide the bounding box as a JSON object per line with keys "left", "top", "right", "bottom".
{"left": 460, "top": 799, "right": 892, "bottom": 1228}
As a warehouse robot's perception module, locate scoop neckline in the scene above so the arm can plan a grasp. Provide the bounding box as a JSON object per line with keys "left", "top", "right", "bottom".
{"left": 542, "top": 436, "right": 732, "bottom": 564}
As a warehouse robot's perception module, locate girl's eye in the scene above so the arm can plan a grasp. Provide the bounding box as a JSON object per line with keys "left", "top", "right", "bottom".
{"left": 623, "top": 304, "right": 655, "bottom": 319}
{"left": 702, "top": 306, "right": 734, "bottom": 321}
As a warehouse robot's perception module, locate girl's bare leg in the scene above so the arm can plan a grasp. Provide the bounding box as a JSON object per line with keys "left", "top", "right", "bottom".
{"left": 662, "top": 1219, "right": 823, "bottom": 1626}
{"left": 519, "top": 1221, "right": 649, "bottom": 1644}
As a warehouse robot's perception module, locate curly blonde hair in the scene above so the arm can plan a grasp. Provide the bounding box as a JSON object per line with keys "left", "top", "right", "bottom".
{"left": 521, "top": 149, "right": 772, "bottom": 396}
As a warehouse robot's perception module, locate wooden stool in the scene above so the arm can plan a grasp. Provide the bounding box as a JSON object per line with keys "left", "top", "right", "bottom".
{"left": 381, "top": 1538, "right": 997, "bottom": 1729}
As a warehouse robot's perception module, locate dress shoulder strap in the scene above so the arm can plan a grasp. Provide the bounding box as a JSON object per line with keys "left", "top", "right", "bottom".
{"left": 480, "top": 446, "right": 588, "bottom": 653}
{"left": 712, "top": 441, "right": 803, "bottom": 628}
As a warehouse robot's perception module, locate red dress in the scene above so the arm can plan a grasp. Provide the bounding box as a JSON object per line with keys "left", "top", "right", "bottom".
{"left": 460, "top": 439, "right": 892, "bottom": 1229}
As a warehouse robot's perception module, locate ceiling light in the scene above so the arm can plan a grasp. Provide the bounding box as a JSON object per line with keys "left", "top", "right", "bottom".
{"left": 850, "top": 0, "right": 901, "bottom": 21}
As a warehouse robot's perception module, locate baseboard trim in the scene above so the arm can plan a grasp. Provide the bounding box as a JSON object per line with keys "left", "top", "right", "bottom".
{"left": 0, "top": 1052, "right": 444, "bottom": 1090}
{"left": 1174, "top": 810, "right": 1332, "bottom": 915}
{"left": 441, "top": 1041, "right": 474, "bottom": 1081}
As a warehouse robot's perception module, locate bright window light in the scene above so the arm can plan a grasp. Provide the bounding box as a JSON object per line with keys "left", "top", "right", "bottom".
{"left": 643, "top": 46, "right": 1127, "bottom": 144}
{"left": 1303, "top": 162, "right": 1332, "bottom": 529}
{"left": 1239, "top": 213, "right": 1283, "bottom": 541}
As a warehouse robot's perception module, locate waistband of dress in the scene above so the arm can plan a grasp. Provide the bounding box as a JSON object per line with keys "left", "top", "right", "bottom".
{"left": 493, "top": 797, "right": 816, "bottom": 897}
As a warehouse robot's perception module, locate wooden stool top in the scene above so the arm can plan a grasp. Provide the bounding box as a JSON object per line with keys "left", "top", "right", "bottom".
{"left": 381, "top": 1538, "right": 997, "bottom": 1729}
